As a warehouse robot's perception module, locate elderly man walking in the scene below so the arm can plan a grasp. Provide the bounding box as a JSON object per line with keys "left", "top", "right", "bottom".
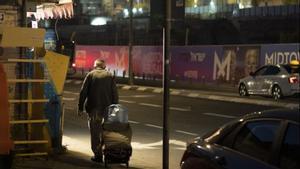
{"left": 78, "top": 59, "right": 119, "bottom": 163}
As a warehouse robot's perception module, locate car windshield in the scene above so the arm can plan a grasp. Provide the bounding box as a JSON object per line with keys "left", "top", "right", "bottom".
{"left": 282, "top": 64, "right": 300, "bottom": 74}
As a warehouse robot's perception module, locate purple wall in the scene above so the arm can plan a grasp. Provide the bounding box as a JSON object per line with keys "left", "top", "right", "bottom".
{"left": 170, "top": 46, "right": 221, "bottom": 82}
{"left": 74, "top": 44, "right": 299, "bottom": 84}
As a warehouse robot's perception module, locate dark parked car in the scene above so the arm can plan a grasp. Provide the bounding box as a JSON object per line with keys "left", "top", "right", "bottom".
{"left": 238, "top": 63, "right": 300, "bottom": 100}
{"left": 180, "top": 109, "right": 300, "bottom": 169}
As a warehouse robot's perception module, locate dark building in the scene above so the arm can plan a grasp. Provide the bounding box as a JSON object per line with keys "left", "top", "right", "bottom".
{"left": 55, "top": 0, "right": 299, "bottom": 46}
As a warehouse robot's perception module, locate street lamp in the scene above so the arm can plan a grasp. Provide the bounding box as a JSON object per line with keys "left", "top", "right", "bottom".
{"left": 128, "top": 0, "right": 133, "bottom": 85}
{"left": 163, "top": 0, "right": 171, "bottom": 169}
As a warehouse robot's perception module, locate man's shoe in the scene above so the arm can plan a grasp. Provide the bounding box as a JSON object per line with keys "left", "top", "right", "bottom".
{"left": 91, "top": 156, "right": 103, "bottom": 163}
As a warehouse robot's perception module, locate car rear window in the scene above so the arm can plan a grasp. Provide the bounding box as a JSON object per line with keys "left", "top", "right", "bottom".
{"left": 282, "top": 65, "right": 300, "bottom": 74}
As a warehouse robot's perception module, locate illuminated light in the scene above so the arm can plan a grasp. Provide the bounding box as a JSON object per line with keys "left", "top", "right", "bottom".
{"left": 239, "top": 118, "right": 244, "bottom": 122}
{"left": 63, "top": 135, "right": 93, "bottom": 156}
{"left": 72, "top": 63, "right": 76, "bottom": 67}
{"left": 290, "top": 60, "right": 300, "bottom": 65}
{"left": 247, "top": 81, "right": 254, "bottom": 86}
{"left": 123, "top": 8, "right": 129, "bottom": 17}
{"left": 239, "top": 3, "right": 245, "bottom": 9}
{"left": 289, "top": 76, "right": 298, "bottom": 84}
{"left": 197, "top": 145, "right": 201, "bottom": 148}
{"left": 206, "top": 145, "right": 211, "bottom": 149}
{"left": 209, "top": 0, "right": 217, "bottom": 13}
{"left": 132, "top": 8, "right": 137, "bottom": 14}
{"left": 194, "top": 0, "right": 198, "bottom": 6}
{"left": 138, "top": 8, "right": 143, "bottom": 13}
{"left": 91, "top": 17, "right": 110, "bottom": 26}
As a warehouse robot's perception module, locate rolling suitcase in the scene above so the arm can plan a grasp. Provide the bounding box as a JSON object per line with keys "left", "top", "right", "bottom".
{"left": 102, "top": 104, "right": 132, "bottom": 168}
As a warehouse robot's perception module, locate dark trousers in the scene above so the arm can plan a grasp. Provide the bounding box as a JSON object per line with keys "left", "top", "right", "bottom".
{"left": 88, "top": 110, "right": 104, "bottom": 157}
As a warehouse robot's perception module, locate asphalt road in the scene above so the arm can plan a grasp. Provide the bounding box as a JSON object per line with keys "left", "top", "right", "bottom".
{"left": 62, "top": 83, "right": 278, "bottom": 169}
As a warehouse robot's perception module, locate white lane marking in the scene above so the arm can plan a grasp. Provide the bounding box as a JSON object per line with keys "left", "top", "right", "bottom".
{"left": 133, "top": 95, "right": 155, "bottom": 98}
{"left": 122, "top": 86, "right": 131, "bottom": 90}
{"left": 175, "top": 130, "right": 198, "bottom": 136}
{"left": 153, "top": 88, "right": 163, "bottom": 93}
{"left": 137, "top": 87, "right": 147, "bottom": 91}
{"left": 129, "top": 120, "right": 140, "bottom": 124}
{"left": 120, "top": 95, "right": 155, "bottom": 98}
{"left": 139, "top": 103, "right": 162, "bottom": 108}
{"left": 175, "top": 147, "right": 186, "bottom": 150}
{"left": 120, "top": 99, "right": 136, "bottom": 104}
{"left": 65, "top": 79, "right": 72, "bottom": 83}
{"left": 62, "top": 97, "right": 77, "bottom": 101}
{"left": 145, "top": 123, "right": 163, "bottom": 129}
{"left": 203, "top": 113, "right": 237, "bottom": 119}
{"left": 74, "top": 80, "right": 82, "bottom": 85}
{"left": 171, "top": 91, "right": 181, "bottom": 95}
{"left": 63, "top": 91, "right": 79, "bottom": 95}
{"left": 139, "top": 103, "right": 191, "bottom": 112}
{"left": 187, "top": 93, "right": 199, "bottom": 97}
{"left": 132, "top": 139, "right": 186, "bottom": 150}
{"left": 170, "top": 107, "right": 191, "bottom": 112}
{"left": 170, "top": 140, "right": 187, "bottom": 147}
{"left": 131, "top": 141, "right": 161, "bottom": 150}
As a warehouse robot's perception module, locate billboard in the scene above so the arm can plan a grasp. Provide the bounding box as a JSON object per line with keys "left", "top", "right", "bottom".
{"left": 74, "top": 45, "right": 128, "bottom": 76}
{"left": 260, "top": 44, "right": 300, "bottom": 65}
{"left": 171, "top": 46, "right": 221, "bottom": 82}
{"left": 73, "top": 43, "right": 298, "bottom": 84}
{"left": 132, "top": 46, "right": 163, "bottom": 78}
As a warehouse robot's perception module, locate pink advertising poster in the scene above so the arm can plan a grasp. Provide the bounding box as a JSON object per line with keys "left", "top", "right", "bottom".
{"left": 74, "top": 45, "right": 129, "bottom": 76}
{"left": 132, "top": 46, "right": 163, "bottom": 78}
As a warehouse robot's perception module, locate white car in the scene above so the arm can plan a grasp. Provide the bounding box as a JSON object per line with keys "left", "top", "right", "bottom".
{"left": 238, "top": 64, "right": 300, "bottom": 100}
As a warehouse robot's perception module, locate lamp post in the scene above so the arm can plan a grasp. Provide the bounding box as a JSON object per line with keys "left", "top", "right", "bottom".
{"left": 163, "top": 0, "right": 171, "bottom": 168}
{"left": 128, "top": 0, "right": 134, "bottom": 85}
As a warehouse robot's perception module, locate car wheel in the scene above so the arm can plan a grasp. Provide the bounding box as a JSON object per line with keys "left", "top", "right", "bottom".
{"left": 272, "top": 85, "right": 283, "bottom": 100}
{"left": 239, "top": 84, "right": 249, "bottom": 96}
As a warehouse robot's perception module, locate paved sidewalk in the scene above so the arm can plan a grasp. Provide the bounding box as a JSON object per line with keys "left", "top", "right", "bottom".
{"left": 13, "top": 150, "right": 103, "bottom": 169}
{"left": 13, "top": 150, "right": 144, "bottom": 169}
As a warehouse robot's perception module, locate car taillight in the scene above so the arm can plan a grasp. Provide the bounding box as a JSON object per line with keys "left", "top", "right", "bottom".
{"left": 289, "top": 76, "right": 298, "bottom": 84}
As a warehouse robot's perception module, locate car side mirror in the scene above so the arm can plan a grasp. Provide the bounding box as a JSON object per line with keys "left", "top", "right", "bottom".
{"left": 249, "top": 72, "right": 255, "bottom": 76}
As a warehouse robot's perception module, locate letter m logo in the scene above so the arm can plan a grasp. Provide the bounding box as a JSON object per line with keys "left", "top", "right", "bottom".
{"left": 213, "top": 52, "right": 231, "bottom": 81}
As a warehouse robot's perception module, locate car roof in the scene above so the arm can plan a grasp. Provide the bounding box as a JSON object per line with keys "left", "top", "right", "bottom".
{"left": 242, "top": 108, "right": 300, "bottom": 123}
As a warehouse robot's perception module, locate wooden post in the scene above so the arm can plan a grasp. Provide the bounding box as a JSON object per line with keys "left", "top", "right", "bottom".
{"left": 0, "top": 63, "right": 13, "bottom": 155}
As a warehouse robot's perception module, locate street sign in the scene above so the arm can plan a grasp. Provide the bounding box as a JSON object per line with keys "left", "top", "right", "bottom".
{"left": 0, "top": 26, "right": 45, "bottom": 47}
{"left": 44, "top": 51, "right": 70, "bottom": 95}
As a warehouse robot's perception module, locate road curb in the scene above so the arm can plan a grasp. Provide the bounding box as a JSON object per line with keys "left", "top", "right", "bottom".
{"left": 64, "top": 79, "right": 299, "bottom": 109}
{"left": 118, "top": 85, "right": 299, "bottom": 109}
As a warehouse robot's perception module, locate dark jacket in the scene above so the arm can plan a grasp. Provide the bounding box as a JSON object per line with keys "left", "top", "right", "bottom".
{"left": 78, "top": 68, "right": 119, "bottom": 113}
